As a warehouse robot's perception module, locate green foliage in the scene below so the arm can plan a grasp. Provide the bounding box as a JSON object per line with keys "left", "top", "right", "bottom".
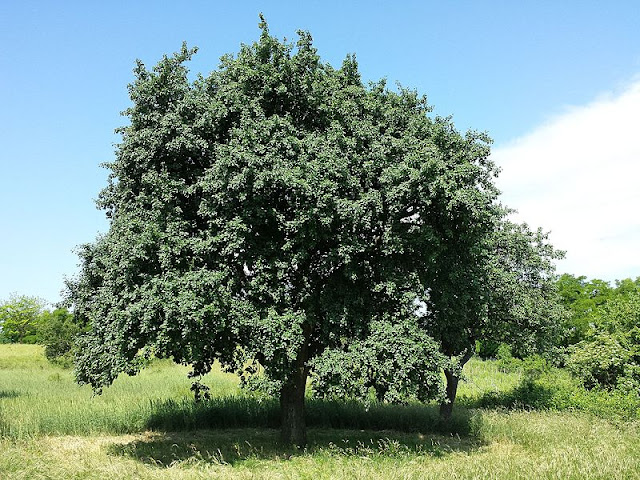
{"left": 566, "top": 291, "right": 640, "bottom": 392}
{"left": 474, "top": 339, "right": 501, "bottom": 359}
{"left": 65, "top": 17, "right": 515, "bottom": 437}
{"left": 556, "top": 275, "right": 640, "bottom": 393}
{"left": 38, "top": 308, "right": 81, "bottom": 367}
{"left": 480, "top": 222, "right": 565, "bottom": 359}
{"left": 0, "top": 294, "right": 46, "bottom": 344}
{"left": 478, "top": 358, "right": 640, "bottom": 420}
{"left": 427, "top": 217, "right": 564, "bottom": 375}
{"left": 556, "top": 273, "right": 640, "bottom": 346}
{"left": 567, "top": 334, "right": 629, "bottom": 389}
{"left": 310, "top": 318, "right": 445, "bottom": 404}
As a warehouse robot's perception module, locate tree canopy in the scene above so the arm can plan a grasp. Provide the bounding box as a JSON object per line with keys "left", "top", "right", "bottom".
{"left": 66, "top": 19, "right": 562, "bottom": 445}
{"left": 0, "top": 294, "right": 46, "bottom": 344}
{"left": 557, "top": 273, "right": 640, "bottom": 346}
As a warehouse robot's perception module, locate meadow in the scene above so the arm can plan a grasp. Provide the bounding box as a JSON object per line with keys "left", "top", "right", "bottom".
{"left": 1, "top": 344, "right": 639, "bottom": 479}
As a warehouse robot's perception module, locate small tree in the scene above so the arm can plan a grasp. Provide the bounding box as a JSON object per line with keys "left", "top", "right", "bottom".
{"left": 556, "top": 274, "right": 615, "bottom": 346}
{"left": 0, "top": 294, "right": 46, "bottom": 344}
{"left": 313, "top": 215, "right": 565, "bottom": 418}
{"left": 426, "top": 218, "right": 565, "bottom": 418}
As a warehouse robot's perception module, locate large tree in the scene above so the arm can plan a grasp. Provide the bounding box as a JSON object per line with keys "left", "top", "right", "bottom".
{"left": 68, "top": 19, "right": 515, "bottom": 445}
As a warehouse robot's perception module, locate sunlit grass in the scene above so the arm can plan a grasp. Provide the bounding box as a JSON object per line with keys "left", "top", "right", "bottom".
{"left": 1, "top": 344, "right": 639, "bottom": 479}
{"left": 1, "top": 414, "right": 638, "bottom": 479}
{"left": 456, "top": 357, "right": 522, "bottom": 403}
{"left": 0, "top": 344, "right": 240, "bottom": 438}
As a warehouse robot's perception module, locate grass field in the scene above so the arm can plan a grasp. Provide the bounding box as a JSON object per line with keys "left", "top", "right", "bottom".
{"left": 1, "top": 344, "right": 639, "bottom": 479}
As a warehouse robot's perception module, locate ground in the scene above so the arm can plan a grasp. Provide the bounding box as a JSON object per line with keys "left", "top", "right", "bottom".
{"left": 1, "top": 344, "right": 638, "bottom": 479}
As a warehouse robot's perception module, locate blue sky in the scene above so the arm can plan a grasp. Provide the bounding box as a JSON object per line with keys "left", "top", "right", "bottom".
{"left": 1, "top": 1, "right": 639, "bottom": 305}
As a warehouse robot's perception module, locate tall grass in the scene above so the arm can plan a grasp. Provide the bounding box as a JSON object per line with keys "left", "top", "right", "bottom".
{"left": 0, "top": 345, "right": 240, "bottom": 438}
{"left": 476, "top": 357, "right": 640, "bottom": 420}
{"left": 144, "top": 396, "right": 472, "bottom": 435}
{"left": 0, "top": 345, "right": 469, "bottom": 438}
{"left": 2, "top": 345, "right": 639, "bottom": 479}
{"left": 456, "top": 357, "right": 523, "bottom": 403}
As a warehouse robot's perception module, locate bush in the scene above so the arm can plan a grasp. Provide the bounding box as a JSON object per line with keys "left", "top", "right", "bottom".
{"left": 38, "top": 308, "right": 81, "bottom": 367}
{"left": 478, "top": 362, "right": 640, "bottom": 420}
{"left": 566, "top": 292, "right": 640, "bottom": 392}
{"left": 567, "top": 334, "right": 630, "bottom": 390}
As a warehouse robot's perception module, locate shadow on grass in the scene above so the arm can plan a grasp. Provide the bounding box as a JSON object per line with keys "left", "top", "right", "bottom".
{"left": 0, "top": 390, "right": 20, "bottom": 399}
{"left": 108, "top": 427, "right": 481, "bottom": 467}
{"left": 144, "top": 396, "right": 474, "bottom": 436}
{"left": 107, "top": 396, "right": 482, "bottom": 466}
{"left": 473, "top": 377, "right": 558, "bottom": 411}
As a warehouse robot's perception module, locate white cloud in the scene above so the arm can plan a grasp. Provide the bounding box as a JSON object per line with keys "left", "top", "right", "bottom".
{"left": 490, "top": 80, "right": 640, "bottom": 281}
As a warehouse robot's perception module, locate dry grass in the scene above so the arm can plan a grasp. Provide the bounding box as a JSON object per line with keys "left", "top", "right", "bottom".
{"left": 2, "top": 413, "right": 639, "bottom": 479}
{"left": 1, "top": 345, "right": 639, "bottom": 479}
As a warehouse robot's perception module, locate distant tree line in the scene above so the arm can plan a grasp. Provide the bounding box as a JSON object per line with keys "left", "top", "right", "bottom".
{"left": 0, "top": 294, "right": 81, "bottom": 366}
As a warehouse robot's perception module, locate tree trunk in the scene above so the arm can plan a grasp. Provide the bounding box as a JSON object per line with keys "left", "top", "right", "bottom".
{"left": 439, "top": 349, "right": 473, "bottom": 420}
{"left": 280, "top": 324, "right": 312, "bottom": 447}
{"left": 280, "top": 362, "right": 309, "bottom": 447}
{"left": 280, "top": 369, "right": 307, "bottom": 447}
{"left": 439, "top": 368, "right": 460, "bottom": 420}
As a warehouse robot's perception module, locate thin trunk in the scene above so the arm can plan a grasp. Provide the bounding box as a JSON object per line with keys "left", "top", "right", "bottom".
{"left": 439, "top": 368, "right": 459, "bottom": 420}
{"left": 439, "top": 349, "right": 473, "bottom": 420}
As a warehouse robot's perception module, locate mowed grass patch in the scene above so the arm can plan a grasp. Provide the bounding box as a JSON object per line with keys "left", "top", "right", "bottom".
{"left": 1, "top": 413, "right": 638, "bottom": 479}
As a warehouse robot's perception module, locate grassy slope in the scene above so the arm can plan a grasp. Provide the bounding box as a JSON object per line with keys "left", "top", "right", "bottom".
{"left": 1, "top": 345, "right": 639, "bottom": 479}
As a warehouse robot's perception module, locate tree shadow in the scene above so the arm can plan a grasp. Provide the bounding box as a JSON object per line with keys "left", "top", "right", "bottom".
{"left": 143, "top": 395, "right": 475, "bottom": 436}
{"left": 471, "top": 376, "right": 559, "bottom": 411}
{"left": 108, "top": 427, "right": 481, "bottom": 467}
{"left": 107, "top": 395, "right": 483, "bottom": 467}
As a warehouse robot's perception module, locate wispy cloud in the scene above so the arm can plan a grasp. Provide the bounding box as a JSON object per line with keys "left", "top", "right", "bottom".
{"left": 491, "top": 80, "right": 640, "bottom": 281}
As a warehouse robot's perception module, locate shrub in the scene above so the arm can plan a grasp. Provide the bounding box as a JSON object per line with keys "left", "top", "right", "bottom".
{"left": 478, "top": 362, "right": 640, "bottom": 419}
{"left": 38, "top": 308, "right": 82, "bottom": 367}
{"left": 566, "top": 291, "right": 640, "bottom": 392}
{"left": 567, "top": 334, "right": 630, "bottom": 390}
